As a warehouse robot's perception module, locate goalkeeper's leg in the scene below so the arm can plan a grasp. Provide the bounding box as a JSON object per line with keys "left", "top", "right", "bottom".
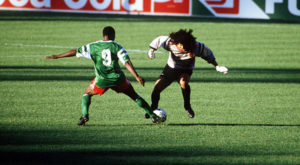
{"left": 151, "top": 77, "right": 172, "bottom": 110}
{"left": 179, "top": 74, "right": 194, "bottom": 118}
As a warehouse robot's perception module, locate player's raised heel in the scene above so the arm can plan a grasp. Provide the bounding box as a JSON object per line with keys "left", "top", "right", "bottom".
{"left": 78, "top": 115, "right": 89, "bottom": 126}
{"left": 185, "top": 108, "right": 195, "bottom": 118}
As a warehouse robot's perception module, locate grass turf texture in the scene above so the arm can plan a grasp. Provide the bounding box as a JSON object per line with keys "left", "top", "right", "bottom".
{"left": 0, "top": 13, "right": 300, "bottom": 164}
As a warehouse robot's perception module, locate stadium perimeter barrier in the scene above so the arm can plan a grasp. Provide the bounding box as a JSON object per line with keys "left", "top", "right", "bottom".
{"left": 0, "top": 0, "right": 299, "bottom": 22}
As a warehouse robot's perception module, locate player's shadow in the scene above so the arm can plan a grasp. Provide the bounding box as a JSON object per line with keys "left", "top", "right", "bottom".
{"left": 167, "top": 123, "right": 300, "bottom": 127}
{"left": 76, "top": 123, "right": 300, "bottom": 127}
{"left": 85, "top": 123, "right": 155, "bottom": 127}
{"left": 1, "top": 65, "right": 300, "bottom": 83}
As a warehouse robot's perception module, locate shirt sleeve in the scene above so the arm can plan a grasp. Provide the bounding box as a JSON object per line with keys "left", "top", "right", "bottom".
{"left": 76, "top": 44, "right": 92, "bottom": 59}
{"left": 117, "top": 47, "right": 130, "bottom": 65}
{"left": 199, "top": 45, "right": 216, "bottom": 64}
{"left": 149, "top": 36, "right": 170, "bottom": 50}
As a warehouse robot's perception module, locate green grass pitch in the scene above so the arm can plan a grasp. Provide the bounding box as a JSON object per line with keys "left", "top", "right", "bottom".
{"left": 0, "top": 13, "right": 300, "bottom": 164}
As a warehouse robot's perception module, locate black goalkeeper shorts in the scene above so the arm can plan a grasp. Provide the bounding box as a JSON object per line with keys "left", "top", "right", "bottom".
{"left": 159, "top": 65, "right": 193, "bottom": 82}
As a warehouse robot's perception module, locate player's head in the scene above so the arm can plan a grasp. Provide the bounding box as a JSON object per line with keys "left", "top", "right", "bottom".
{"left": 169, "top": 29, "right": 196, "bottom": 52}
{"left": 103, "top": 26, "right": 115, "bottom": 40}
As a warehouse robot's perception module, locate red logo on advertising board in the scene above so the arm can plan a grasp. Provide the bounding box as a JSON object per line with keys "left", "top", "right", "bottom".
{"left": 205, "top": 0, "right": 239, "bottom": 14}
{"left": 0, "top": 0, "right": 190, "bottom": 15}
{"left": 0, "top": 0, "right": 152, "bottom": 13}
{"left": 154, "top": 0, "right": 190, "bottom": 15}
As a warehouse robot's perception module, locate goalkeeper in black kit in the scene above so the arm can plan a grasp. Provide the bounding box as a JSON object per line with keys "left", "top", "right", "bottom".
{"left": 146, "top": 29, "right": 228, "bottom": 118}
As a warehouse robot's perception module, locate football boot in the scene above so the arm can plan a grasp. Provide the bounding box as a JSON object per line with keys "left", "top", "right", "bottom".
{"left": 151, "top": 114, "right": 160, "bottom": 123}
{"left": 77, "top": 115, "right": 89, "bottom": 126}
{"left": 185, "top": 108, "right": 195, "bottom": 118}
{"left": 145, "top": 113, "right": 150, "bottom": 119}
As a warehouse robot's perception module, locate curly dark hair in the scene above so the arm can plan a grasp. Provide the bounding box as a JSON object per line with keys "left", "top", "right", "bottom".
{"left": 169, "top": 29, "right": 196, "bottom": 52}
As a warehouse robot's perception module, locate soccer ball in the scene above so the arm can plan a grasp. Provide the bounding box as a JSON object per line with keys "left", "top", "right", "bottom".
{"left": 153, "top": 108, "right": 167, "bottom": 123}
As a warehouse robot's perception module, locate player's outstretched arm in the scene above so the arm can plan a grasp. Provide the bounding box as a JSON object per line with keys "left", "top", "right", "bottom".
{"left": 124, "top": 61, "right": 145, "bottom": 87}
{"left": 45, "top": 49, "right": 77, "bottom": 59}
{"left": 200, "top": 46, "right": 228, "bottom": 74}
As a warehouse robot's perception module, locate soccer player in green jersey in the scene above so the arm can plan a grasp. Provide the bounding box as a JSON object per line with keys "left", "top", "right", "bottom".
{"left": 45, "top": 26, "right": 158, "bottom": 126}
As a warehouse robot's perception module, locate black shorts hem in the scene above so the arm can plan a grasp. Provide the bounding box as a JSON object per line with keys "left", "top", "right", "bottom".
{"left": 159, "top": 65, "right": 193, "bottom": 82}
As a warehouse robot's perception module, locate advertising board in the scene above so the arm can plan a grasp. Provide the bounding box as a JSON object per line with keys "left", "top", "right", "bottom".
{"left": 0, "top": 0, "right": 190, "bottom": 16}
{"left": 193, "top": 0, "right": 300, "bottom": 21}
{"left": 0, "top": 0, "right": 299, "bottom": 21}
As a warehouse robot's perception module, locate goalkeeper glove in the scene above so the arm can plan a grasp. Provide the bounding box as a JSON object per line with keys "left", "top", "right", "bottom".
{"left": 147, "top": 49, "right": 155, "bottom": 59}
{"left": 216, "top": 66, "right": 228, "bottom": 74}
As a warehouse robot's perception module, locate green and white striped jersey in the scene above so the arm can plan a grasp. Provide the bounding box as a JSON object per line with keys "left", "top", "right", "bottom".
{"left": 76, "top": 40, "right": 130, "bottom": 88}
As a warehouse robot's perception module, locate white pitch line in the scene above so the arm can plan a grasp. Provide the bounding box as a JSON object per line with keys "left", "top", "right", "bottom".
{"left": 0, "top": 55, "right": 41, "bottom": 58}
{"left": 1, "top": 43, "right": 162, "bottom": 54}
{"left": 2, "top": 43, "right": 74, "bottom": 49}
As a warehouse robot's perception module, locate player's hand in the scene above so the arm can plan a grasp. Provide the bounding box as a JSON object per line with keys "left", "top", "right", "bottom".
{"left": 216, "top": 66, "right": 228, "bottom": 74}
{"left": 136, "top": 76, "right": 145, "bottom": 87}
{"left": 147, "top": 49, "right": 155, "bottom": 59}
{"left": 45, "top": 55, "right": 58, "bottom": 59}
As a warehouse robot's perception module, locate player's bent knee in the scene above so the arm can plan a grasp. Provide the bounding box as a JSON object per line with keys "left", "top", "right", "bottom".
{"left": 84, "top": 85, "right": 97, "bottom": 96}
{"left": 180, "top": 81, "right": 189, "bottom": 89}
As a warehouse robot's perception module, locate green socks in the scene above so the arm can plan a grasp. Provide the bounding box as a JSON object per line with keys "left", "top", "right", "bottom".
{"left": 135, "top": 96, "right": 154, "bottom": 117}
{"left": 81, "top": 94, "right": 152, "bottom": 118}
{"left": 81, "top": 94, "right": 91, "bottom": 116}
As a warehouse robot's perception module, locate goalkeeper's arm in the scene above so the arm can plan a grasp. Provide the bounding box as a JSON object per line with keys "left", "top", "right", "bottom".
{"left": 147, "top": 36, "right": 169, "bottom": 59}
{"left": 199, "top": 46, "right": 228, "bottom": 74}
